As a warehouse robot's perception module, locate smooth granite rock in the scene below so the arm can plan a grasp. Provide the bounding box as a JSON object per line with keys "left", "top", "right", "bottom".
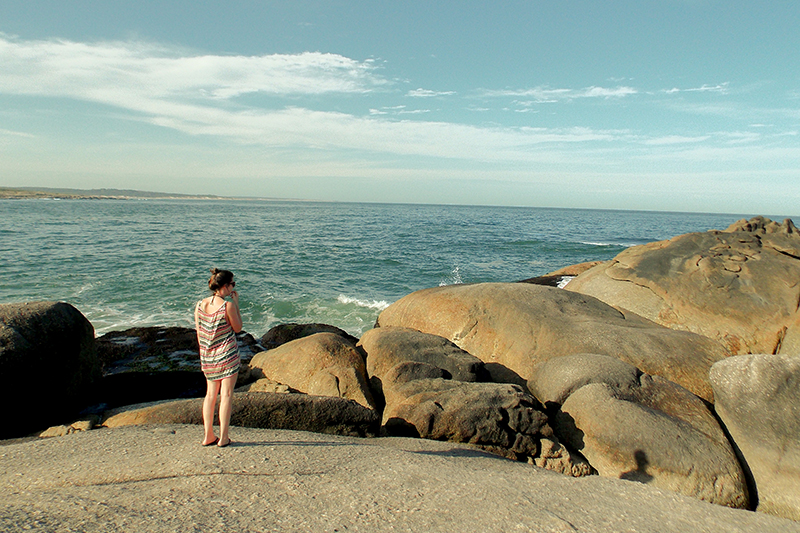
{"left": 565, "top": 216, "right": 800, "bottom": 355}
{"left": 249, "top": 332, "right": 376, "bottom": 410}
{"left": 377, "top": 282, "right": 728, "bottom": 402}
{"left": 533, "top": 354, "right": 749, "bottom": 508}
{"left": 710, "top": 354, "right": 800, "bottom": 520}
{"left": 0, "top": 301, "right": 100, "bottom": 439}
{"left": 2, "top": 425, "right": 797, "bottom": 533}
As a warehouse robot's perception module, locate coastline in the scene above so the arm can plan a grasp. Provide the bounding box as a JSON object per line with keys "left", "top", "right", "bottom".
{"left": 0, "top": 187, "right": 226, "bottom": 201}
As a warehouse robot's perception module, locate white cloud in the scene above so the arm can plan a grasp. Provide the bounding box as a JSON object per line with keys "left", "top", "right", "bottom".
{"left": 481, "top": 85, "right": 637, "bottom": 102}
{"left": 643, "top": 135, "right": 710, "bottom": 145}
{"left": 0, "top": 128, "right": 35, "bottom": 138}
{"left": 407, "top": 88, "right": 456, "bottom": 98}
{"left": 663, "top": 83, "right": 729, "bottom": 95}
{"left": 0, "top": 34, "right": 387, "bottom": 101}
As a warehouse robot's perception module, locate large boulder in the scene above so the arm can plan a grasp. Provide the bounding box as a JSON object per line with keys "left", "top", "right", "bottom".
{"left": 377, "top": 283, "right": 728, "bottom": 402}
{"left": 0, "top": 302, "right": 100, "bottom": 439}
{"left": 565, "top": 216, "right": 800, "bottom": 355}
{"left": 101, "top": 392, "right": 380, "bottom": 437}
{"left": 381, "top": 372, "right": 591, "bottom": 476}
{"left": 357, "top": 326, "right": 591, "bottom": 476}
{"left": 260, "top": 322, "right": 358, "bottom": 350}
{"left": 249, "top": 332, "right": 376, "bottom": 410}
{"left": 358, "top": 326, "right": 487, "bottom": 407}
{"left": 530, "top": 354, "right": 749, "bottom": 508}
{"left": 710, "top": 354, "right": 800, "bottom": 520}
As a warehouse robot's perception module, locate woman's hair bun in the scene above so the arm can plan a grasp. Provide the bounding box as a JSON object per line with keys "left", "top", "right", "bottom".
{"left": 208, "top": 268, "right": 234, "bottom": 292}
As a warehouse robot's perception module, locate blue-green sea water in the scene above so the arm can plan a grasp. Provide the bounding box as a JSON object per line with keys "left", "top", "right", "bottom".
{"left": 0, "top": 199, "right": 763, "bottom": 337}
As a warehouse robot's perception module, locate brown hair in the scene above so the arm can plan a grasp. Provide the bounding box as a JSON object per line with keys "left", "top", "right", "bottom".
{"left": 208, "top": 268, "right": 234, "bottom": 292}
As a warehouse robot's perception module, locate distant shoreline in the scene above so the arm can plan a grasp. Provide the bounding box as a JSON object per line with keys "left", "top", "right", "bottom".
{"left": 0, "top": 187, "right": 229, "bottom": 201}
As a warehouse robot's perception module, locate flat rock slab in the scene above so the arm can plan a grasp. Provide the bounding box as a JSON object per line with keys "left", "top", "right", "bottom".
{"left": 2, "top": 425, "right": 798, "bottom": 533}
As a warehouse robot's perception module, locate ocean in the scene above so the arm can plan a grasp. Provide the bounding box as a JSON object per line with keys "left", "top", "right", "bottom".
{"left": 0, "top": 199, "right": 768, "bottom": 338}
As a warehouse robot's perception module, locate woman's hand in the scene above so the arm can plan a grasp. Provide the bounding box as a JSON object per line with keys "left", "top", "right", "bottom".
{"left": 229, "top": 290, "right": 239, "bottom": 304}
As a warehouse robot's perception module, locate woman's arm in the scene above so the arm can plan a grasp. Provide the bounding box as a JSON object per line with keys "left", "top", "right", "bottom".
{"left": 226, "top": 291, "right": 244, "bottom": 333}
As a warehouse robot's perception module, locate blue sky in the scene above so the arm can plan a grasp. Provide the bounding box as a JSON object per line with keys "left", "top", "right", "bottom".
{"left": 1, "top": 1, "right": 799, "bottom": 214}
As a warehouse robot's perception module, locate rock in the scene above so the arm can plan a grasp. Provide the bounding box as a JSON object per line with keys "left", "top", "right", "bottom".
{"left": 260, "top": 322, "right": 358, "bottom": 350}
{"left": 531, "top": 354, "right": 749, "bottom": 508}
{"left": 710, "top": 354, "right": 800, "bottom": 520}
{"left": 235, "top": 377, "right": 295, "bottom": 393}
{"left": 101, "top": 392, "right": 380, "bottom": 438}
{"left": 249, "top": 333, "right": 376, "bottom": 410}
{"left": 520, "top": 260, "right": 604, "bottom": 287}
{"left": 38, "top": 425, "right": 73, "bottom": 438}
{"left": 565, "top": 216, "right": 800, "bottom": 355}
{"left": 355, "top": 327, "right": 591, "bottom": 473}
{"left": 97, "top": 326, "right": 263, "bottom": 374}
{"left": 3, "top": 425, "right": 798, "bottom": 533}
{"left": 0, "top": 301, "right": 100, "bottom": 439}
{"left": 383, "top": 375, "right": 594, "bottom": 474}
{"left": 377, "top": 283, "right": 728, "bottom": 402}
{"left": 358, "top": 326, "right": 487, "bottom": 407}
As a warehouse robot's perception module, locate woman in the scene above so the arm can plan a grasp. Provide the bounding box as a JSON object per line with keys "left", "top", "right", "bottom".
{"left": 195, "top": 268, "right": 243, "bottom": 447}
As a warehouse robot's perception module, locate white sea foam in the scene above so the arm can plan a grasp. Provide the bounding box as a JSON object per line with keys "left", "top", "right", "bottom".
{"left": 439, "top": 266, "right": 463, "bottom": 286}
{"left": 337, "top": 295, "right": 391, "bottom": 311}
{"left": 557, "top": 276, "right": 575, "bottom": 289}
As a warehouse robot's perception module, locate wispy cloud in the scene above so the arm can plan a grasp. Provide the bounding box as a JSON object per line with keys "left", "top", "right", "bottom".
{"left": 0, "top": 34, "right": 387, "bottom": 101}
{"left": 0, "top": 128, "right": 35, "bottom": 138}
{"left": 663, "top": 83, "right": 729, "bottom": 95}
{"left": 481, "top": 85, "right": 638, "bottom": 102}
{"left": 407, "top": 88, "right": 456, "bottom": 98}
{"left": 0, "top": 34, "right": 629, "bottom": 164}
{"left": 642, "top": 135, "right": 710, "bottom": 145}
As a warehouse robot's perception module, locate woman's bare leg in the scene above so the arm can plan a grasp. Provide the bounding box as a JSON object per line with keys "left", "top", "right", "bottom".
{"left": 217, "top": 373, "right": 238, "bottom": 446}
{"left": 202, "top": 378, "right": 221, "bottom": 445}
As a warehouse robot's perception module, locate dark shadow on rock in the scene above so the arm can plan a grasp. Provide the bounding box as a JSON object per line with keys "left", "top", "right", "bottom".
{"left": 620, "top": 450, "right": 654, "bottom": 483}
{"left": 483, "top": 362, "right": 528, "bottom": 387}
{"left": 89, "top": 371, "right": 207, "bottom": 411}
{"left": 552, "top": 410, "right": 586, "bottom": 452}
{"left": 411, "top": 447, "right": 512, "bottom": 461}
{"left": 518, "top": 275, "right": 569, "bottom": 287}
{"left": 383, "top": 417, "right": 422, "bottom": 438}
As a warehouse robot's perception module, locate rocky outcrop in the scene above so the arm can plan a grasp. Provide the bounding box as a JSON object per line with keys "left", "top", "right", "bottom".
{"left": 249, "top": 332, "right": 377, "bottom": 410}
{"left": 529, "top": 354, "right": 749, "bottom": 508}
{"left": 97, "top": 326, "right": 263, "bottom": 374}
{"left": 4, "top": 426, "right": 797, "bottom": 533}
{"left": 0, "top": 302, "right": 100, "bottom": 439}
{"left": 565, "top": 216, "right": 800, "bottom": 355}
{"left": 358, "top": 326, "right": 591, "bottom": 475}
{"left": 358, "top": 326, "right": 487, "bottom": 408}
{"left": 710, "top": 354, "right": 800, "bottom": 520}
{"left": 376, "top": 282, "right": 728, "bottom": 402}
{"left": 101, "top": 392, "right": 380, "bottom": 437}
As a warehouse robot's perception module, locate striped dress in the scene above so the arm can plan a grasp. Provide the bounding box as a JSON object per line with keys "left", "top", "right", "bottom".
{"left": 196, "top": 300, "right": 240, "bottom": 381}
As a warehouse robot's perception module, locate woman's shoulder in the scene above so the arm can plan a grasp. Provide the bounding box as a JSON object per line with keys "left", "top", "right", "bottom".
{"left": 197, "top": 297, "right": 226, "bottom": 314}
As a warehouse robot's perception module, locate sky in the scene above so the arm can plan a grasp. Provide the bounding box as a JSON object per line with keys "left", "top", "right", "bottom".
{"left": 1, "top": 1, "right": 799, "bottom": 215}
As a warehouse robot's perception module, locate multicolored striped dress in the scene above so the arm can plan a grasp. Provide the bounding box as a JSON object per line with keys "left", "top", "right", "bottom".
{"left": 196, "top": 300, "right": 240, "bottom": 381}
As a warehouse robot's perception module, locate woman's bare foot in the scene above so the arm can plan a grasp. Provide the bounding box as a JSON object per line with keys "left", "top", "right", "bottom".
{"left": 217, "top": 437, "right": 232, "bottom": 447}
{"left": 202, "top": 437, "right": 219, "bottom": 446}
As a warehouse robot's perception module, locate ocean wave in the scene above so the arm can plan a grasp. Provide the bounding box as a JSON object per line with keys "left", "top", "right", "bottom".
{"left": 580, "top": 241, "right": 631, "bottom": 248}
{"left": 337, "top": 295, "right": 391, "bottom": 311}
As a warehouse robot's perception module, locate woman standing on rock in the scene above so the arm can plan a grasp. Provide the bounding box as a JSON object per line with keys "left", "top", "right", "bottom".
{"left": 194, "top": 268, "right": 243, "bottom": 447}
